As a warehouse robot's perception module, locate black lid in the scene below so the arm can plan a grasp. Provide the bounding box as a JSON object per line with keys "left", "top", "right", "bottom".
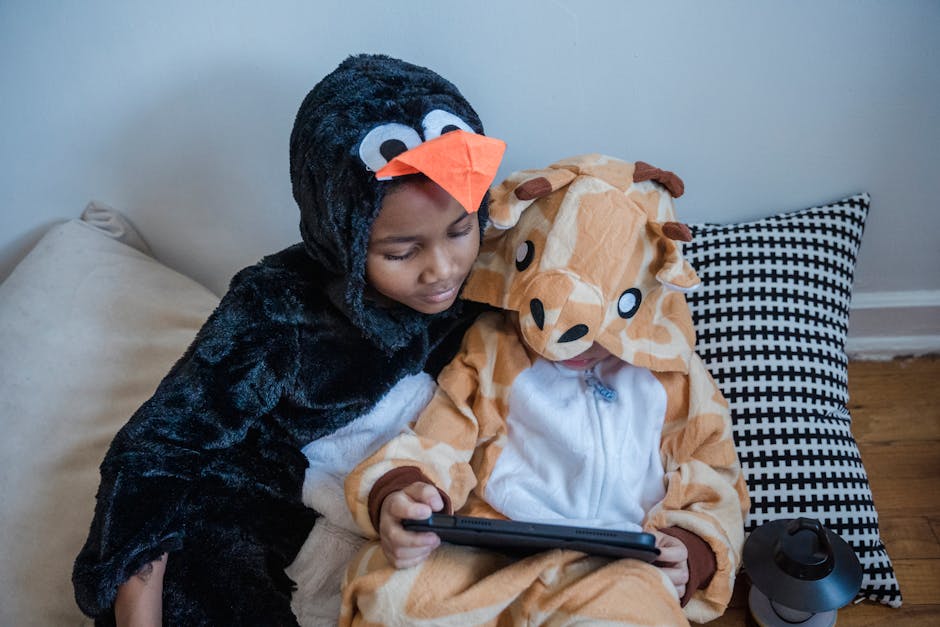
{"left": 743, "top": 517, "right": 863, "bottom": 612}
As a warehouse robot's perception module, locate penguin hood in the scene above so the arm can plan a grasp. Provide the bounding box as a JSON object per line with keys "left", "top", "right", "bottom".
{"left": 289, "top": 54, "right": 496, "bottom": 352}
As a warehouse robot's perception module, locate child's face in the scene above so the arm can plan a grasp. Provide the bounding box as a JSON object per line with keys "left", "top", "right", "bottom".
{"left": 556, "top": 342, "right": 613, "bottom": 371}
{"left": 366, "top": 179, "right": 481, "bottom": 314}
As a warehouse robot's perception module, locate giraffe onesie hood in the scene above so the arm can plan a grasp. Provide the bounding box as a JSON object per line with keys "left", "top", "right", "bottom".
{"left": 344, "top": 155, "right": 749, "bottom": 625}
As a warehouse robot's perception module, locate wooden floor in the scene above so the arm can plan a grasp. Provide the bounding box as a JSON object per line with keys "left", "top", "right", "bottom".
{"left": 710, "top": 355, "right": 940, "bottom": 626}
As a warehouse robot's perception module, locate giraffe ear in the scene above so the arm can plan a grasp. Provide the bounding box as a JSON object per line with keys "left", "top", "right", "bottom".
{"left": 633, "top": 161, "right": 685, "bottom": 198}
{"left": 657, "top": 256, "right": 700, "bottom": 292}
{"left": 487, "top": 167, "right": 577, "bottom": 229}
{"left": 654, "top": 224, "right": 699, "bottom": 292}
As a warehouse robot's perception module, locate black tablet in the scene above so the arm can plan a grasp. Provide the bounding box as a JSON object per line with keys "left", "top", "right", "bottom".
{"left": 402, "top": 514, "right": 660, "bottom": 562}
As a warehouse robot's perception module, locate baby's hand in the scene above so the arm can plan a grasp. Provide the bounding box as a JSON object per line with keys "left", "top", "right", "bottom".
{"left": 652, "top": 530, "right": 690, "bottom": 601}
{"left": 378, "top": 481, "right": 444, "bottom": 569}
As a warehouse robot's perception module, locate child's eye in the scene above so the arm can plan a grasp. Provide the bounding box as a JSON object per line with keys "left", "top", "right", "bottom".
{"left": 384, "top": 248, "right": 418, "bottom": 261}
{"left": 449, "top": 222, "right": 474, "bottom": 238}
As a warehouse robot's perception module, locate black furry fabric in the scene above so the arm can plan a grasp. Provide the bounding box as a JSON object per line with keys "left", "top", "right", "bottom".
{"left": 73, "top": 54, "right": 491, "bottom": 625}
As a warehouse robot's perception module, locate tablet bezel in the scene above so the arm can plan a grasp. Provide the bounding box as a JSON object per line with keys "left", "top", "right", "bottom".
{"left": 402, "top": 514, "right": 661, "bottom": 562}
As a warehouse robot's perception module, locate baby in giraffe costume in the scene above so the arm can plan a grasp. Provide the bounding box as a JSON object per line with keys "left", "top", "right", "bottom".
{"left": 342, "top": 154, "right": 750, "bottom": 626}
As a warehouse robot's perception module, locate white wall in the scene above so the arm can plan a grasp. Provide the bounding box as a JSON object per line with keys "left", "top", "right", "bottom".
{"left": 2, "top": 0, "right": 938, "bottom": 352}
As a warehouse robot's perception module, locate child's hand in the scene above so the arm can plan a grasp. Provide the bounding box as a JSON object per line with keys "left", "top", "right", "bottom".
{"left": 652, "top": 531, "right": 690, "bottom": 601}
{"left": 378, "top": 481, "right": 444, "bottom": 569}
{"left": 114, "top": 553, "right": 167, "bottom": 627}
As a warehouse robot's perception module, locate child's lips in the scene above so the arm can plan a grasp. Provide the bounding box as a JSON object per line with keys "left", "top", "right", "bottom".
{"left": 422, "top": 285, "right": 459, "bottom": 304}
{"left": 560, "top": 357, "right": 590, "bottom": 369}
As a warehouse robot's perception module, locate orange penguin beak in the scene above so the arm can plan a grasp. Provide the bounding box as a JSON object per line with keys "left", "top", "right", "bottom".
{"left": 375, "top": 130, "right": 506, "bottom": 213}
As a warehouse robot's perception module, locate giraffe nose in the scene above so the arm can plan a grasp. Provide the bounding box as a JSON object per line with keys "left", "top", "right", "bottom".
{"left": 518, "top": 270, "right": 603, "bottom": 360}
{"left": 558, "top": 324, "right": 589, "bottom": 343}
{"left": 530, "top": 299, "right": 545, "bottom": 330}
{"left": 529, "top": 297, "right": 589, "bottom": 342}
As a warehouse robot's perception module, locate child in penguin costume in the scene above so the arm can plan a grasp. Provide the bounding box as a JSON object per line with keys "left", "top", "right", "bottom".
{"left": 72, "top": 54, "right": 505, "bottom": 625}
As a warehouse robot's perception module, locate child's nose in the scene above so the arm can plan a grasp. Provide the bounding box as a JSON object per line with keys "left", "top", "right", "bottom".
{"left": 421, "top": 245, "right": 458, "bottom": 283}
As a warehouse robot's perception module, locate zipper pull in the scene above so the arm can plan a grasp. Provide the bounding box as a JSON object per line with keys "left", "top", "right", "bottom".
{"left": 584, "top": 368, "right": 617, "bottom": 402}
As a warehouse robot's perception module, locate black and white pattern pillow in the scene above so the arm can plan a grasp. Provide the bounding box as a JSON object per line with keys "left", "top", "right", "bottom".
{"left": 683, "top": 194, "right": 901, "bottom": 607}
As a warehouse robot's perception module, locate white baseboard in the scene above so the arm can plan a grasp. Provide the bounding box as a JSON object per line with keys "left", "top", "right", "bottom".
{"left": 846, "top": 335, "right": 940, "bottom": 360}
{"left": 851, "top": 289, "right": 940, "bottom": 310}
{"left": 847, "top": 289, "right": 940, "bottom": 360}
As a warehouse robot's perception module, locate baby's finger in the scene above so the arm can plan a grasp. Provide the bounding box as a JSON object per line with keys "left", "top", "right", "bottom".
{"left": 385, "top": 522, "right": 440, "bottom": 548}
{"left": 654, "top": 534, "right": 688, "bottom": 564}
{"left": 657, "top": 563, "right": 690, "bottom": 588}
{"left": 388, "top": 548, "right": 434, "bottom": 570}
{"left": 674, "top": 584, "right": 686, "bottom": 600}
{"left": 402, "top": 482, "right": 444, "bottom": 512}
{"left": 654, "top": 543, "right": 685, "bottom": 565}
{"left": 381, "top": 534, "right": 439, "bottom": 569}
{"left": 382, "top": 535, "right": 438, "bottom": 558}
{"left": 384, "top": 491, "right": 432, "bottom": 522}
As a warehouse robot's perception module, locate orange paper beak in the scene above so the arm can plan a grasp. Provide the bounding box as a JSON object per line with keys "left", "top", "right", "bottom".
{"left": 375, "top": 130, "right": 506, "bottom": 213}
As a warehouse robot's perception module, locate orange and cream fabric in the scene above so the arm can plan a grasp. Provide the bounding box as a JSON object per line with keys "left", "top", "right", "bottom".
{"left": 342, "top": 543, "right": 689, "bottom": 626}
{"left": 342, "top": 155, "right": 749, "bottom": 625}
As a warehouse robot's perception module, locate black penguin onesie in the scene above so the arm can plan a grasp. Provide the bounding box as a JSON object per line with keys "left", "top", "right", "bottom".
{"left": 73, "top": 54, "right": 501, "bottom": 625}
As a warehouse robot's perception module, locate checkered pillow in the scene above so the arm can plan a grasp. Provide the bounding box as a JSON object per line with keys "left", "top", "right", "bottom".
{"left": 683, "top": 193, "right": 901, "bottom": 607}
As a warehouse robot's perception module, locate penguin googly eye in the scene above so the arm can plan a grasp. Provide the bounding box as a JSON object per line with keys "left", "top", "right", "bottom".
{"left": 617, "top": 288, "right": 642, "bottom": 319}
{"left": 422, "top": 109, "right": 474, "bottom": 140}
{"left": 358, "top": 123, "right": 423, "bottom": 176}
{"left": 515, "top": 240, "right": 535, "bottom": 272}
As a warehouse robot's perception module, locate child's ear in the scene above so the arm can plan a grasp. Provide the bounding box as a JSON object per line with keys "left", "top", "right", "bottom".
{"left": 487, "top": 166, "right": 577, "bottom": 229}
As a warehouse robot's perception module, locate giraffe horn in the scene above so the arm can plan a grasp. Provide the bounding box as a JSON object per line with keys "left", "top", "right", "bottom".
{"left": 662, "top": 222, "right": 693, "bottom": 242}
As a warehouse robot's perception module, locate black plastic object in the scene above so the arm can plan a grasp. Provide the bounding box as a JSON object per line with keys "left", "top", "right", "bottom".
{"left": 403, "top": 514, "right": 660, "bottom": 562}
{"left": 744, "top": 517, "right": 863, "bottom": 612}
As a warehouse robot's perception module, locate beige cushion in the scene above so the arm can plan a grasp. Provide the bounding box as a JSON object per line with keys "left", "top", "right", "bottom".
{"left": 0, "top": 205, "right": 219, "bottom": 625}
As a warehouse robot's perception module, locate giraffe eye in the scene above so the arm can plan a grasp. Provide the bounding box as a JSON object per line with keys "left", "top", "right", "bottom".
{"left": 422, "top": 109, "right": 474, "bottom": 140}
{"left": 358, "top": 123, "right": 422, "bottom": 177}
{"left": 617, "top": 288, "right": 642, "bottom": 318}
{"left": 515, "top": 240, "right": 535, "bottom": 271}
